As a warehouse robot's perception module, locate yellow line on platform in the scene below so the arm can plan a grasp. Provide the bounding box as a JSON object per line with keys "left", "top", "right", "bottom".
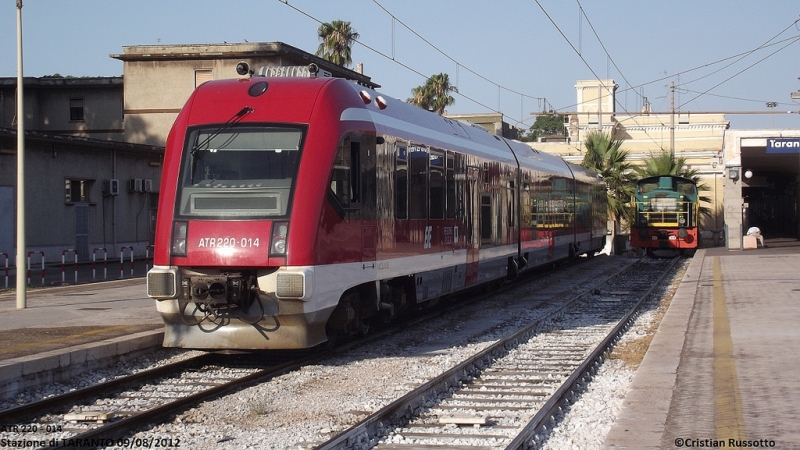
{"left": 712, "top": 256, "right": 747, "bottom": 439}
{"left": 0, "top": 325, "right": 130, "bottom": 354}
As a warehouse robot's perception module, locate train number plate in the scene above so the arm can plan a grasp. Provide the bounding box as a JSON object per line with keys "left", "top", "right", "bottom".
{"left": 197, "top": 237, "right": 260, "bottom": 248}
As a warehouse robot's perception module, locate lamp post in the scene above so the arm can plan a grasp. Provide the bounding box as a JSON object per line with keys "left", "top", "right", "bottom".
{"left": 16, "top": 0, "right": 26, "bottom": 309}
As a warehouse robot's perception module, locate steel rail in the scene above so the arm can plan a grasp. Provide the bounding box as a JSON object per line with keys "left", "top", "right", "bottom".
{"left": 504, "top": 255, "right": 681, "bottom": 449}
{"left": 313, "top": 257, "right": 642, "bottom": 450}
{"left": 45, "top": 352, "right": 323, "bottom": 450}
{"left": 0, "top": 353, "right": 214, "bottom": 423}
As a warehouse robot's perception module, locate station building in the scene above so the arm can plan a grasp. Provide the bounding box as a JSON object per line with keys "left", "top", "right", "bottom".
{"left": 0, "top": 77, "right": 161, "bottom": 265}
{"left": 722, "top": 131, "right": 800, "bottom": 247}
{"left": 532, "top": 79, "right": 800, "bottom": 249}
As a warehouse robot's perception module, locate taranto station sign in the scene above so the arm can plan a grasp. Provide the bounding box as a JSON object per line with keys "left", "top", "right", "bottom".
{"left": 766, "top": 138, "right": 800, "bottom": 153}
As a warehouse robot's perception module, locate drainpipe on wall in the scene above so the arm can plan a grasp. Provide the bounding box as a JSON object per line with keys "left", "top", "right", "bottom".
{"left": 112, "top": 149, "right": 117, "bottom": 251}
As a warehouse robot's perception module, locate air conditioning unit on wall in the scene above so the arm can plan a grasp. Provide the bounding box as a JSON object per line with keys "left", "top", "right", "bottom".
{"left": 129, "top": 178, "right": 143, "bottom": 193}
{"left": 103, "top": 179, "right": 119, "bottom": 196}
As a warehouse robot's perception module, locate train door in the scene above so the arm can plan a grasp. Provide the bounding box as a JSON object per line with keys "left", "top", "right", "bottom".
{"left": 519, "top": 171, "right": 534, "bottom": 265}
{"left": 464, "top": 164, "right": 481, "bottom": 286}
{"left": 329, "top": 132, "right": 375, "bottom": 264}
{"left": 444, "top": 151, "right": 464, "bottom": 253}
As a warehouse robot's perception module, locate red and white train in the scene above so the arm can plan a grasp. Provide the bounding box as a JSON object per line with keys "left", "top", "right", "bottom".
{"left": 146, "top": 66, "right": 608, "bottom": 350}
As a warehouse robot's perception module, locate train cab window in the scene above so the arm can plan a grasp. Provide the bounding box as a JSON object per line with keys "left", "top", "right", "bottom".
{"left": 638, "top": 182, "right": 658, "bottom": 194}
{"left": 331, "top": 137, "right": 361, "bottom": 208}
{"left": 676, "top": 180, "right": 697, "bottom": 196}
{"left": 176, "top": 125, "right": 303, "bottom": 218}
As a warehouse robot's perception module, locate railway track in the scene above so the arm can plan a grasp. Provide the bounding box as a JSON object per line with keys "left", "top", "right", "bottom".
{"left": 0, "top": 258, "right": 577, "bottom": 448}
{"left": 0, "top": 255, "right": 679, "bottom": 448}
{"left": 0, "top": 265, "right": 561, "bottom": 448}
{"left": 0, "top": 351, "right": 319, "bottom": 449}
{"left": 313, "top": 256, "right": 680, "bottom": 450}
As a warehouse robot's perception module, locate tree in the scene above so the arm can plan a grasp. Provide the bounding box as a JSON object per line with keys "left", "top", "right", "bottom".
{"left": 522, "top": 112, "right": 566, "bottom": 142}
{"left": 407, "top": 73, "right": 456, "bottom": 115}
{"left": 316, "top": 20, "right": 359, "bottom": 67}
{"left": 580, "top": 130, "right": 636, "bottom": 230}
{"left": 634, "top": 150, "right": 712, "bottom": 216}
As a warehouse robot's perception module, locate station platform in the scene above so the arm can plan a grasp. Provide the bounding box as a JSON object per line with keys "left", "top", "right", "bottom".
{"left": 604, "top": 238, "right": 800, "bottom": 449}
{"left": 0, "top": 279, "right": 164, "bottom": 398}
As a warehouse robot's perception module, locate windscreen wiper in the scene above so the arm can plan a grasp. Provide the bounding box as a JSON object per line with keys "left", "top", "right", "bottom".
{"left": 190, "top": 106, "right": 253, "bottom": 183}
{"left": 190, "top": 106, "right": 254, "bottom": 155}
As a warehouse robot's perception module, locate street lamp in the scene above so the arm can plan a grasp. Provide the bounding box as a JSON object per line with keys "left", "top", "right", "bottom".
{"left": 16, "top": 0, "right": 27, "bottom": 309}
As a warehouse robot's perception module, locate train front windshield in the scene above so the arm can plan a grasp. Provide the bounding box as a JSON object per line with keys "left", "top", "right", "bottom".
{"left": 637, "top": 178, "right": 697, "bottom": 197}
{"left": 176, "top": 126, "right": 304, "bottom": 218}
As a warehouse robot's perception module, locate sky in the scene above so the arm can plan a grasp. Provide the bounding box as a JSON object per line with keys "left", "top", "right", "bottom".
{"left": 2, "top": 0, "right": 800, "bottom": 130}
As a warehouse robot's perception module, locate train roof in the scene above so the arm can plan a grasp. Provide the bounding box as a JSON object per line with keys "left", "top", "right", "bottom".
{"left": 183, "top": 77, "right": 594, "bottom": 179}
{"left": 637, "top": 174, "right": 695, "bottom": 184}
{"left": 339, "top": 82, "right": 582, "bottom": 176}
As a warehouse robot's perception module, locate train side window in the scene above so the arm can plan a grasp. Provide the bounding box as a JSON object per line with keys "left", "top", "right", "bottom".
{"left": 350, "top": 141, "right": 361, "bottom": 204}
{"left": 430, "top": 151, "right": 444, "bottom": 219}
{"left": 521, "top": 182, "right": 532, "bottom": 227}
{"left": 481, "top": 195, "right": 492, "bottom": 243}
{"left": 395, "top": 146, "right": 408, "bottom": 219}
{"left": 409, "top": 147, "right": 428, "bottom": 219}
{"left": 446, "top": 154, "right": 456, "bottom": 219}
{"left": 507, "top": 180, "right": 515, "bottom": 228}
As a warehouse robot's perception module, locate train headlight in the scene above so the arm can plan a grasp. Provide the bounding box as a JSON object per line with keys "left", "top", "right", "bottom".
{"left": 236, "top": 61, "right": 252, "bottom": 76}
{"left": 678, "top": 228, "right": 688, "bottom": 238}
{"left": 276, "top": 272, "right": 304, "bottom": 298}
{"left": 270, "top": 221, "right": 289, "bottom": 256}
{"left": 171, "top": 221, "right": 188, "bottom": 257}
{"left": 147, "top": 269, "right": 178, "bottom": 299}
{"left": 638, "top": 228, "right": 649, "bottom": 239}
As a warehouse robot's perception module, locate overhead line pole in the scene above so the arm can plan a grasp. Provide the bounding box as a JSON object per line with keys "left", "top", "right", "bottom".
{"left": 16, "top": 0, "right": 26, "bottom": 309}
{"left": 670, "top": 81, "right": 675, "bottom": 154}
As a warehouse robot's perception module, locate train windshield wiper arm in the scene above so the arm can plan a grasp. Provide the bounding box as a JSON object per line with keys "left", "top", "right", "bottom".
{"left": 190, "top": 106, "right": 253, "bottom": 182}
{"left": 190, "top": 106, "right": 254, "bottom": 156}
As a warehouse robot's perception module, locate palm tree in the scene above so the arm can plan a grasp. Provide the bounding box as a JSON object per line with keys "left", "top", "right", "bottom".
{"left": 316, "top": 20, "right": 359, "bottom": 67}
{"left": 407, "top": 73, "right": 456, "bottom": 115}
{"left": 634, "top": 150, "right": 712, "bottom": 216}
{"left": 634, "top": 150, "right": 688, "bottom": 178}
{"left": 408, "top": 85, "right": 431, "bottom": 110}
{"left": 580, "top": 130, "right": 637, "bottom": 229}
